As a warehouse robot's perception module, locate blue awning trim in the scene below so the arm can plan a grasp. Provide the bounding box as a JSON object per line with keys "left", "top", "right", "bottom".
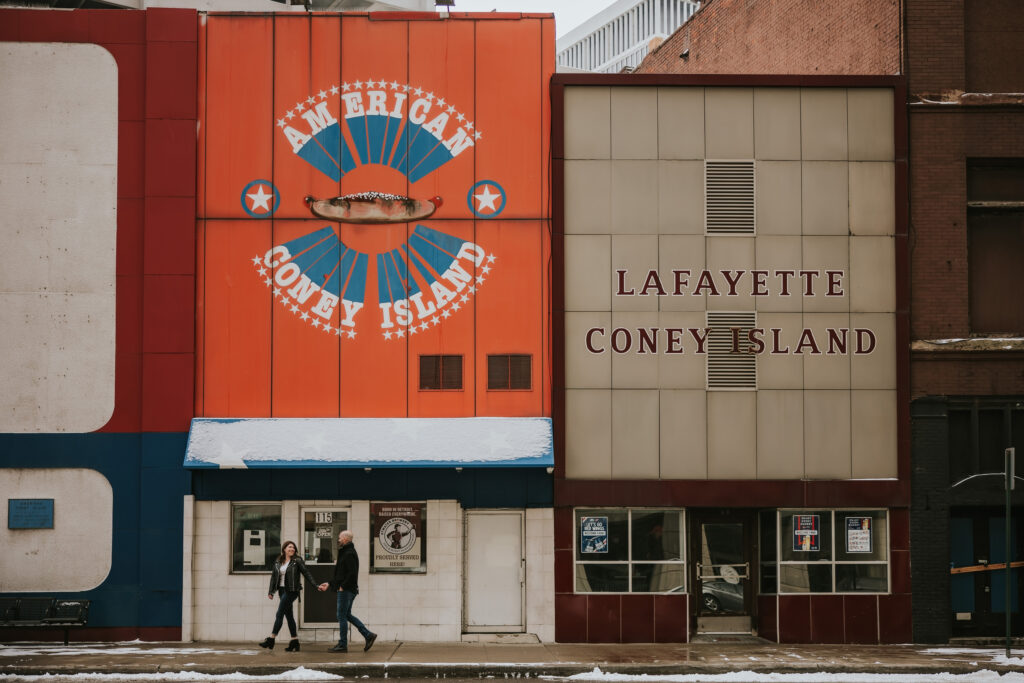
{"left": 183, "top": 417, "right": 553, "bottom": 470}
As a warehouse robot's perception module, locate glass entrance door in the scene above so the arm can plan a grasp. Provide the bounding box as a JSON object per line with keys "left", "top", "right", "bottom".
{"left": 299, "top": 508, "right": 348, "bottom": 626}
{"left": 692, "top": 512, "right": 755, "bottom": 633}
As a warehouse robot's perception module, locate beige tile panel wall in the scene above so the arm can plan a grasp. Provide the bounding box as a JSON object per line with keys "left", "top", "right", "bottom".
{"left": 563, "top": 389, "right": 898, "bottom": 481}
{"left": 562, "top": 85, "right": 898, "bottom": 483}
{"left": 564, "top": 87, "right": 894, "bottom": 163}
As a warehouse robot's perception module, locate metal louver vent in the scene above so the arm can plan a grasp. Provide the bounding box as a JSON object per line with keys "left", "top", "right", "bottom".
{"left": 706, "top": 311, "right": 757, "bottom": 389}
{"left": 705, "top": 160, "right": 755, "bottom": 234}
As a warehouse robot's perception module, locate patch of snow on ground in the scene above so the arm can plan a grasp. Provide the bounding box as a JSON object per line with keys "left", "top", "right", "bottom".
{"left": 0, "top": 667, "right": 342, "bottom": 682}
{"left": 0, "top": 646, "right": 254, "bottom": 657}
{"left": 924, "top": 649, "right": 1024, "bottom": 666}
{"left": 552, "top": 667, "right": 1024, "bottom": 682}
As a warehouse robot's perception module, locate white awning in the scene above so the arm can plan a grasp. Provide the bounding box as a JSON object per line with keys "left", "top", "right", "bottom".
{"left": 183, "top": 417, "right": 553, "bottom": 470}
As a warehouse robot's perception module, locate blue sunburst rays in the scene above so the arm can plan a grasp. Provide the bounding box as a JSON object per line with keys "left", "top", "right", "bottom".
{"left": 373, "top": 225, "right": 474, "bottom": 305}
{"left": 278, "top": 227, "right": 368, "bottom": 305}
{"left": 297, "top": 117, "right": 459, "bottom": 184}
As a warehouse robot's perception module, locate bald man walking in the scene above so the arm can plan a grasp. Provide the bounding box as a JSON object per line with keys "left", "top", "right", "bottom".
{"left": 318, "top": 529, "right": 377, "bottom": 653}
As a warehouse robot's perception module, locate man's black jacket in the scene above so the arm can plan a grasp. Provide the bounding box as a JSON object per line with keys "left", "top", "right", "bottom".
{"left": 328, "top": 541, "right": 360, "bottom": 594}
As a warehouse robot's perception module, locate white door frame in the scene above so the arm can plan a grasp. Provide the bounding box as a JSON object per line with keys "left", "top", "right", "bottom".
{"left": 297, "top": 506, "right": 350, "bottom": 628}
{"left": 463, "top": 509, "right": 525, "bottom": 633}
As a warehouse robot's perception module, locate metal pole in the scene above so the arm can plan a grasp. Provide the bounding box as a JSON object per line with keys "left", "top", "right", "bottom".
{"left": 1006, "top": 447, "right": 1015, "bottom": 660}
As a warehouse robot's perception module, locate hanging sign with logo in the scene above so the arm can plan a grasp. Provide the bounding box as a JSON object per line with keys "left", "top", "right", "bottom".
{"left": 370, "top": 502, "right": 426, "bottom": 573}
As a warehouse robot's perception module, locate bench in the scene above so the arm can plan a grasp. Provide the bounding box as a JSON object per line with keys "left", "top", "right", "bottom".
{"left": 0, "top": 598, "right": 90, "bottom": 645}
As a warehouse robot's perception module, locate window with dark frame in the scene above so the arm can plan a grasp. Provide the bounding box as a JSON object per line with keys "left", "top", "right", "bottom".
{"left": 419, "top": 355, "right": 463, "bottom": 390}
{"left": 967, "top": 159, "right": 1024, "bottom": 335}
{"left": 487, "top": 354, "right": 532, "bottom": 390}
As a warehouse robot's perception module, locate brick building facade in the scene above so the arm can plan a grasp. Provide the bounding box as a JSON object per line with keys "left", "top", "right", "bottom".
{"left": 635, "top": 0, "right": 900, "bottom": 76}
{"left": 905, "top": 0, "right": 1024, "bottom": 643}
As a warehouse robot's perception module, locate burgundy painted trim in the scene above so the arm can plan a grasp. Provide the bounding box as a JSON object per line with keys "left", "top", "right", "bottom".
{"left": 550, "top": 78, "right": 566, "bottom": 480}
{"left": 552, "top": 73, "right": 905, "bottom": 88}
{"left": 893, "top": 78, "right": 911, "bottom": 500}
{"left": 556, "top": 479, "right": 908, "bottom": 508}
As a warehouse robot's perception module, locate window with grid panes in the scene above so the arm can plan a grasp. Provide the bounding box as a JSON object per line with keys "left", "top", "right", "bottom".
{"left": 487, "top": 354, "right": 531, "bottom": 390}
{"left": 419, "top": 355, "right": 462, "bottom": 390}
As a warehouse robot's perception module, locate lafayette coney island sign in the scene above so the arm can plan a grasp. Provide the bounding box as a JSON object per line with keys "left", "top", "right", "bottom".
{"left": 585, "top": 268, "right": 880, "bottom": 355}
{"left": 249, "top": 81, "right": 497, "bottom": 340}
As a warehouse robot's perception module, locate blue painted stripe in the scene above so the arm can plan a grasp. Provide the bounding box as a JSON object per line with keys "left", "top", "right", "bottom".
{"left": 322, "top": 245, "right": 349, "bottom": 297}
{"left": 281, "top": 226, "right": 336, "bottom": 260}
{"left": 401, "top": 244, "right": 438, "bottom": 287}
{"left": 409, "top": 142, "right": 455, "bottom": 183}
{"left": 345, "top": 252, "right": 368, "bottom": 303}
{"left": 346, "top": 117, "right": 371, "bottom": 165}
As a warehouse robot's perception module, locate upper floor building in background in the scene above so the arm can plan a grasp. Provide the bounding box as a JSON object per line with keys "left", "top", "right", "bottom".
{"left": 557, "top": 0, "right": 700, "bottom": 73}
{"left": 8, "top": 0, "right": 435, "bottom": 10}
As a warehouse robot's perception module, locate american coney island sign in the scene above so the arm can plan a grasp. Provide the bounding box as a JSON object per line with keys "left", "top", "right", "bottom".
{"left": 250, "top": 81, "right": 496, "bottom": 341}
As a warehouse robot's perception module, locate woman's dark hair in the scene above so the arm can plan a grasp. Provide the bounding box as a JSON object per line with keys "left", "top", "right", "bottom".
{"left": 277, "top": 540, "right": 298, "bottom": 564}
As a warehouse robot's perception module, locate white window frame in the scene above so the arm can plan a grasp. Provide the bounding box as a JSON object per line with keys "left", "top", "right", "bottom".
{"left": 775, "top": 508, "right": 891, "bottom": 595}
{"left": 573, "top": 507, "right": 687, "bottom": 594}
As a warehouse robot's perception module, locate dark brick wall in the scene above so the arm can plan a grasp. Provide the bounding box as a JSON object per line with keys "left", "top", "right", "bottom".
{"left": 911, "top": 397, "right": 953, "bottom": 643}
{"left": 636, "top": 0, "right": 900, "bottom": 75}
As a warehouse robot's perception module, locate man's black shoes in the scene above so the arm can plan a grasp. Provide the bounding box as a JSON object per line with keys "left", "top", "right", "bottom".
{"left": 328, "top": 643, "right": 347, "bottom": 652}
{"left": 363, "top": 632, "right": 377, "bottom": 652}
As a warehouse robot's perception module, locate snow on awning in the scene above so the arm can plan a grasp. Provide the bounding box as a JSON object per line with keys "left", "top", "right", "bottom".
{"left": 183, "top": 417, "right": 553, "bottom": 469}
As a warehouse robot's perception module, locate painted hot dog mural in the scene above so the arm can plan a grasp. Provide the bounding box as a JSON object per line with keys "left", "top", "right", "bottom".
{"left": 198, "top": 14, "right": 552, "bottom": 418}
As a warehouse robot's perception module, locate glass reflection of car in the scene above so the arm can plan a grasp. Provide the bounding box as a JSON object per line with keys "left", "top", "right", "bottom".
{"left": 701, "top": 580, "right": 745, "bottom": 613}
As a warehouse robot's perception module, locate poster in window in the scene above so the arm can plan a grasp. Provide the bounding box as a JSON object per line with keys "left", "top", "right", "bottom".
{"left": 792, "top": 514, "right": 820, "bottom": 552}
{"left": 370, "top": 503, "right": 426, "bottom": 573}
{"left": 580, "top": 516, "right": 609, "bottom": 554}
{"left": 845, "top": 516, "right": 872, "bottom": 553}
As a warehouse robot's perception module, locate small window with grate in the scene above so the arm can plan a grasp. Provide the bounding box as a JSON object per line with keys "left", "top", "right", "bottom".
{"left": 487, "top": 354, "right": 532, "bottom": 390}
{"left": 419, "top": 355, "right": 463, "bottom": 390}
{"left": 706, "top": 311, "right": 757, "bottom": 389}
{"left": 706, "top": 160, "right": 755, "bottom": 234}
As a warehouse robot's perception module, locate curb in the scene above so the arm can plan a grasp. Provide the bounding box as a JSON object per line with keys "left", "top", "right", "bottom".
{"left": 4, "top": 662, "right": 1022, "bottom": 678}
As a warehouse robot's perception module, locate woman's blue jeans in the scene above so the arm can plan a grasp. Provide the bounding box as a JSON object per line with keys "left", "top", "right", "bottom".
{"left": 336, "top": 590, "right": 370, "bottom": 647}
{"left": 272, "top": 588, "right": 299, "bottom": 637}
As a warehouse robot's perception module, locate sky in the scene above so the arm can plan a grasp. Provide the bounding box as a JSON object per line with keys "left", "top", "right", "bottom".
{"left": 439, "top": 0, "right": 610, "bottom": 38}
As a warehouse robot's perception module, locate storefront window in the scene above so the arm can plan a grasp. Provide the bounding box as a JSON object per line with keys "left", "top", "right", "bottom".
{"left": 302, "top": 509, "right": 348, "bottom": 565}
{"left": 777, "top": 509, "right": 889, "bottom": 593}
{"left": 575, "top": 509, "right": 685, "bottom": 593}
{"left": 231, "top": 504, "right": 281, "bottom": 573}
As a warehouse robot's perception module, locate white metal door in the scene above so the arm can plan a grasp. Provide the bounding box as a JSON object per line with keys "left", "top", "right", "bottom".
{"left": 465, "top": 511, "right": 524, "bottom": 632}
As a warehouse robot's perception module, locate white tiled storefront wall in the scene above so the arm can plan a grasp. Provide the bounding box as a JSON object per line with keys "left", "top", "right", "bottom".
{"left": 188, "top": 499, "right": 555, "bottom": 642}
{"left": 525, "top": 507, "right": 555, "bottom": 643}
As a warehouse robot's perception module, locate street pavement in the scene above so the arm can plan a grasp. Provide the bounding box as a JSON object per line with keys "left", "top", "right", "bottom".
{"left": 1, "top": 638, "right": 1023, "bottom": 679}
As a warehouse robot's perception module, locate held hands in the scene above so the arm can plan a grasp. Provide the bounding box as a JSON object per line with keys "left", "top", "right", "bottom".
{"left": 317, "top": 583, "right": 329, "bottom": 591}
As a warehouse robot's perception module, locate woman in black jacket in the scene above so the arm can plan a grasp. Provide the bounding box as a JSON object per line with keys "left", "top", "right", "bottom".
{"left": 259, "top": 540, "right": 317, "bottom": 652}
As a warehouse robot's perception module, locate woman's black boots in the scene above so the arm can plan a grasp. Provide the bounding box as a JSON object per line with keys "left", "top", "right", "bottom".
{"left": 258, "top": 636, "right": 275, "bottom": 649}
{"left": 285, "top": 639, "right": 300, "bottom": 652}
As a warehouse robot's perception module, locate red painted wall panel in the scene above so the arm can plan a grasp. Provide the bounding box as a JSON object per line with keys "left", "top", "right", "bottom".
{"left": 2, "top": 7, "right": 199, "bottom": 434}
{"left": 197, "top": 14, "right": 552, "bottom": 419}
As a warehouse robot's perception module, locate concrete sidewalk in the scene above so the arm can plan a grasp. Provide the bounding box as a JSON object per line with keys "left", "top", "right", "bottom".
{"left": 1, "top": 639, "right": 1023, "bottom": 679}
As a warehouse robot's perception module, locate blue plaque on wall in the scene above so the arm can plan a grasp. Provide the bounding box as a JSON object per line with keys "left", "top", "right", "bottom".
{"left": 8, "top": 499, "right": 54, "bottom": 529}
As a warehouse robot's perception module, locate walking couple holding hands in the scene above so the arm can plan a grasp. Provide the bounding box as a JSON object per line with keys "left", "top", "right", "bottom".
{"left": 259, "top": 529, "right": 377, "bottom": 654}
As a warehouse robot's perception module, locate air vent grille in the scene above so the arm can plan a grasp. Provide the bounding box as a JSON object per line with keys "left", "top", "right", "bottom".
{"left": 706, "top": 311, "right": 757, "bottom": 389}
{"left": 705, "top": 160, "right": 755, "bottom": 234}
